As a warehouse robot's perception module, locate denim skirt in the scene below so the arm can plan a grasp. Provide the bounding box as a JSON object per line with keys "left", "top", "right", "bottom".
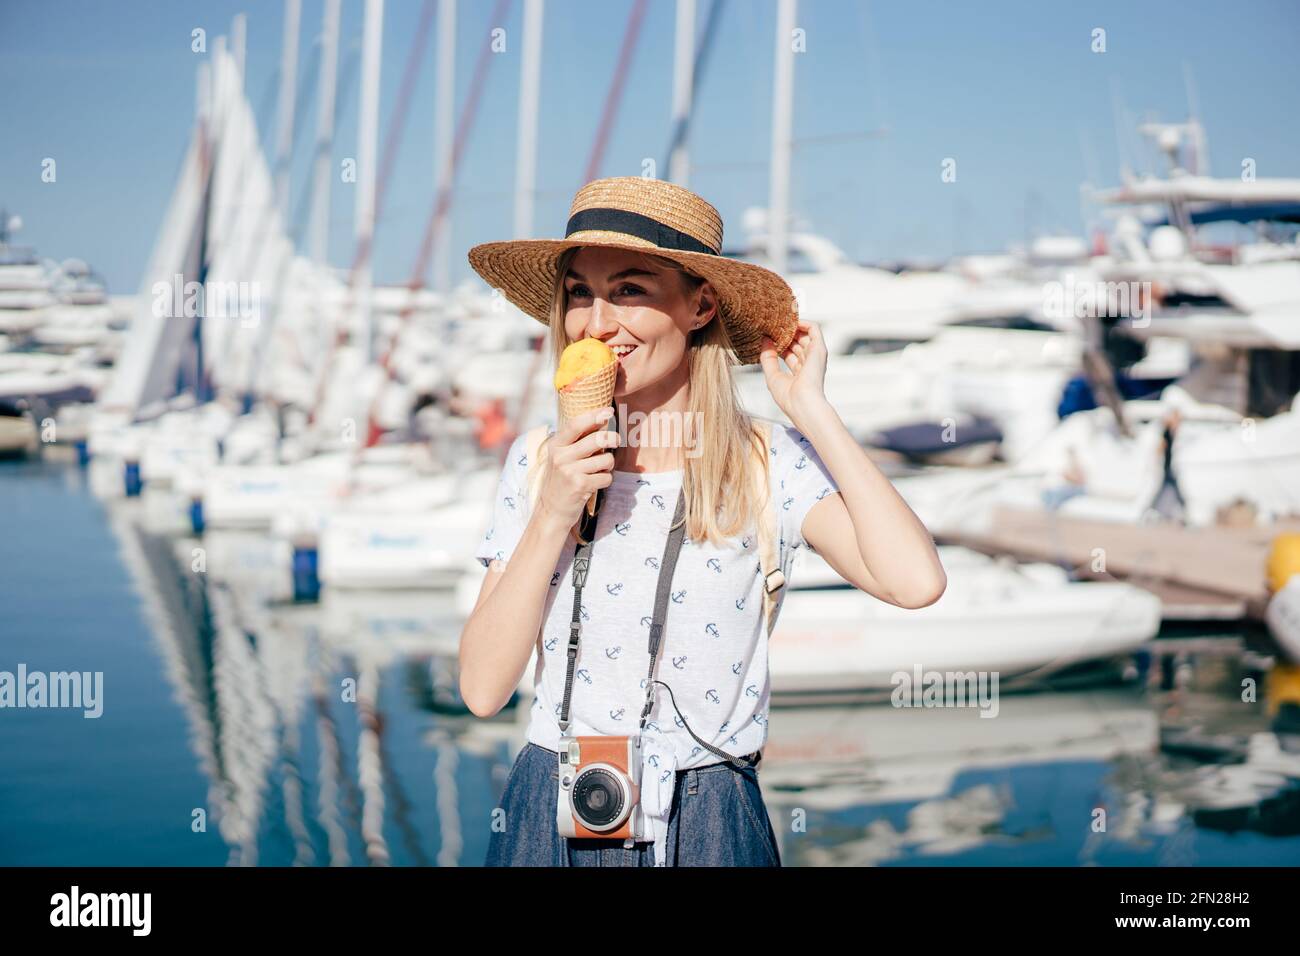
{"left": 484, "top": 741, "right": 782, "bottom": 867}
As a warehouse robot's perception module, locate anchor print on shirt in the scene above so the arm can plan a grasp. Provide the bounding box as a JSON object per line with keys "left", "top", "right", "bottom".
{"left": 706, "top": 557, "right": 722, "bottom": 574}
{"left": 575, "top": 668, "right": 593, "bottom": 685}
{"left": 719, "top": 719, "right": 740, "bottom": 746}
{"left": 735, "top": 595, "right": 746, "bottom": 612}
{"left": 609, "top": 707, "right": 625, "bottom": 721}
{"left": 704, "top": 622, "right": 720, "bottom": 639}
{"left": 816, "top": 486, "right": 831, "bottom": 500}
{"left": 550, "top": 570, "right": 561, "bottom": 586}
{"left": 740, "top": 534, "right": 752, "bottom": 550}
{"left": 671, "top": 589, "right": 687, "bottom": 604}
{"left": 650, "top": 493, "right": 666, "bottom": 511}
{"left": 517, "top": 452, "right": 528, "bottom": 468}
{"left": 672, "top": 655, "right": 688, "bottom": 669}
{"left": 794, "top": 453, "right": 809, "bottom": 471}
{"left": 615, "top": 521, "right": 631, "bottom": 536}
{"left": 544, "top": 635, "right": 558, "bottom": 652}
{"left": 730, "top": 660, "right": 744, "bottom": 675}
{"left": 605, "top": 646, "right": 622, "bottom": 660}
{"left": 504, "top": 495, "right": 517, "bottom": 512}
{"left": 704, "top": 689, "right": 721, "bottom": 705}
{"left": 606, "top": 581, "right": 624, "bottom": 596}
{"left": 645, "top": 555, "right": 659, "bottom": 570}
{"left": 744, "top": 683, "right": 760, "bottom": 698}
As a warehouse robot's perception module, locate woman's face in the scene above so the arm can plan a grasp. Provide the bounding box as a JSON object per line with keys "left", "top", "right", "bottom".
{"left": 562, "top": 246, "right": 714, "bottom": 398}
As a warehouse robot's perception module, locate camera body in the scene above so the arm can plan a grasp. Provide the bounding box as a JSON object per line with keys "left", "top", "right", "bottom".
{"left": 556, "top": 735, "right": 646, "bottom": 840}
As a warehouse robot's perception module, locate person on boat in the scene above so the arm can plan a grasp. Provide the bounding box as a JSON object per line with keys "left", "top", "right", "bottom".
{"left": 458, "top": 176, "right": 947, "bottom": 867}
{"left": 1149, "top": 407, "right": 1187, "bottom": 522}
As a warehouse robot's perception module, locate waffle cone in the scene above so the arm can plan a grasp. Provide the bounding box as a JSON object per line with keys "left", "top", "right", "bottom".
{"left": 557, "top": 357, "right": 618, "bottom": 422}
{"left": 556, "top": 358, "right": 618, "bottom": 518}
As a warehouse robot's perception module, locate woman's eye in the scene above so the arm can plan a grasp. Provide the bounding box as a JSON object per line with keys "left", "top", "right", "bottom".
{"left": 568, "top": 284, "right": 591, "bottom": 298}
{"left": 616, "top": 284, "right": 644, "bottom": 296}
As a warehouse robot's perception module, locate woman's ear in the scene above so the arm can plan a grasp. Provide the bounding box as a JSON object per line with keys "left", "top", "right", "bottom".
{"left": 694, "top": 281, "right": 718, "bottom": 328}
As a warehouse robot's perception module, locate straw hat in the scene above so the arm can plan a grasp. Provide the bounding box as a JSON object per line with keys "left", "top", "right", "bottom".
{"left": 466, "top": 176, "right": 799, "bottom": 365}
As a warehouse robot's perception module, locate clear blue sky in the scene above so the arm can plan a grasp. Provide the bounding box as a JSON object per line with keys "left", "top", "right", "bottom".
{"left": 2, "top": 0, "right": 1298, "bottom": 292}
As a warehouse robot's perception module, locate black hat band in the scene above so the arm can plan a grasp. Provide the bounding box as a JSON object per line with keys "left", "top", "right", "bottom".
{"left": 565, "top": 207, "right": 718, "bottom": 256}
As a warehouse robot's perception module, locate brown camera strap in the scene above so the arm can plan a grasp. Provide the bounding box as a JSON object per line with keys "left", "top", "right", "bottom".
{"left": 557, "top": 486, "right": 758, "bottom": 771}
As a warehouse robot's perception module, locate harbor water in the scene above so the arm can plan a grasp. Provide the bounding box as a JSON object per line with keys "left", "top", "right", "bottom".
{"left": 4, "top": 454, "right": 1299, "bottom": 867}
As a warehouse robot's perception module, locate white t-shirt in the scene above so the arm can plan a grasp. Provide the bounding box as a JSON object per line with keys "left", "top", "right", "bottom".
{"left": 472, "top": 418, "right": 839, "bottom": 865}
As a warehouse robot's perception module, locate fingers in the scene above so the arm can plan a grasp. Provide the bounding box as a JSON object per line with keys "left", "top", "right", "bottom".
{"left": 583, "top": 470, "right": 615, "bottom": 495}
{"left": 575, "top": 450, "right": 617, "bottom": 474}
{"left": 556, "top": 406, "right": 614, "bottom": 449}
{"left": 759, "top": 336, "right": 782, "bottom": 379}
{"left": 568, "top": 426, "right": 620, "bottom": 462}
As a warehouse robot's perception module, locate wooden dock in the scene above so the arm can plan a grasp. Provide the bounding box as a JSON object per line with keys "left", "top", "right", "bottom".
{"left": 939, "top": 506, "right": 1300, "bottom": 621}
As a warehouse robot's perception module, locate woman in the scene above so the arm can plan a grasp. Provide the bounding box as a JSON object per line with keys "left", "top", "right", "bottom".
{"left": 460, "top": 177, "right": 947, "bottom": 867}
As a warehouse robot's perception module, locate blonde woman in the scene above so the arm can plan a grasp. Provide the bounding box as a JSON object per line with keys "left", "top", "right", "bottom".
{"left": 460, "top": 177, "right": 946, "bottom": 867}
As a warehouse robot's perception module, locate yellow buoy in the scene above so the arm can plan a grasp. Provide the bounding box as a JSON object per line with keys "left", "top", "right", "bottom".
{"left": 1266, "top": 532, "right": 1300, "bottom": 594}
{"left": 1265, "top": 533, "right": 1300, "bottom": 692}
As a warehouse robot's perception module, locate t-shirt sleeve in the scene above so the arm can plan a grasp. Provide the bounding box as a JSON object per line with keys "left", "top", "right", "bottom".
{"left": 473, "top": 431, "right": 532, "bottom": 568}
{"left": 771, "top": 424, "right": 839, "bottom": 554}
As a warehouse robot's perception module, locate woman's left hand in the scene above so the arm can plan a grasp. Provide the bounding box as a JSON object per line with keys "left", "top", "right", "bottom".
{"left": 759, "top": 319, "right": 829, "bottom": 424}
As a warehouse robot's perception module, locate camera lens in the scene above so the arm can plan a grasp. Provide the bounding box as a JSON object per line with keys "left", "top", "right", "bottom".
{"left": 573, "top": 767, "right": 626, "bottom": 829}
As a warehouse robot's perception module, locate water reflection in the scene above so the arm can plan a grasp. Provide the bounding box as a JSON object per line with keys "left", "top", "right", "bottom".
{"left": 3, "top": 459, "right": 1299, "bottom": 866}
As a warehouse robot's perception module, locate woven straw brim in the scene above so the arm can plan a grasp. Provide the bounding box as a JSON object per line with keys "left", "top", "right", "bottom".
{"left": 557, "top": 356, "right": 618, "bottom": 421}
{"left": 467, "top": 235, "right": 799, "bottom": 365}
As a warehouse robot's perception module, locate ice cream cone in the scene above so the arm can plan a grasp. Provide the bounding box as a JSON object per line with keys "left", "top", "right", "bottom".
{"left": 558, "top": 357, "right": 617, "bottom": 423}
{"left": 556, "top": 344, "right": 619, "bottom": 518}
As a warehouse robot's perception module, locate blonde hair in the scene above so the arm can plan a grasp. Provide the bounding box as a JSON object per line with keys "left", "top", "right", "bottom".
{"left": 539, "top": 245, "right": 769, "bottom": 547}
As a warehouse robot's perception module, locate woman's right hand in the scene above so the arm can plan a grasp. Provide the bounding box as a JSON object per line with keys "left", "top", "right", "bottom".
{"left": 536, "top": 406, "right": 619, "bottom": 531}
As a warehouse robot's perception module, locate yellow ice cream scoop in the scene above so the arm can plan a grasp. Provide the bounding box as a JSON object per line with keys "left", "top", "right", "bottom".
{"left": 554, "top": 337, "right": 616, "bottom": 392}
{"left": 553, "top": 338, "right": 619, "bottom": 521}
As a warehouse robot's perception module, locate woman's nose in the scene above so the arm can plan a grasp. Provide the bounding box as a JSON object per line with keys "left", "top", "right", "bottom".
{"left": 586, "top": 294, "right": 620, "bottom": 337}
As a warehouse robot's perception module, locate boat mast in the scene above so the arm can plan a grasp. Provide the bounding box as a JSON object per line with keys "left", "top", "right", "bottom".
{"left": 310, "top": 0, "right": 341, "bottom": 265}
{"left": 355, "top": 0, "right": 385, "bottom": 362}
{"left": 513, "top": 0, "right": 543, "bottom": 239}
{"left": 668, "top": 0, "right": 695, "bottom": 186}
{"left": 275, "top": 0, "right": 302, "bottom": 224}
{"left": 432, "top": 0, "right": 457, "bottom": 291}
{"left": 768, "top": 0, "right": 796, "bottom": 275}
{"left": 231, "top": 14, "right": 247, "bottom": 87}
